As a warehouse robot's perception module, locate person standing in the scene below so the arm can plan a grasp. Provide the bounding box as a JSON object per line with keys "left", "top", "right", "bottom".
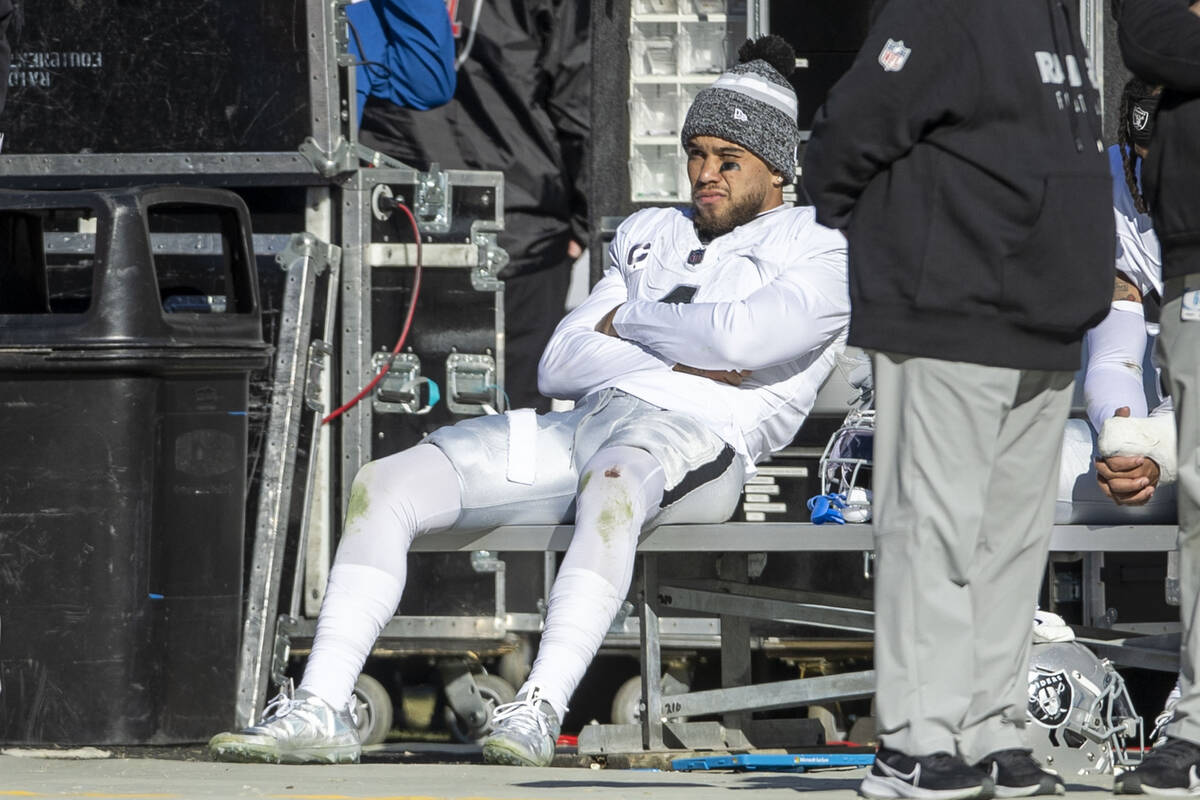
{"left": 356, "top": 0, "right": 589, "bottom": 412}
{"left": 344, "top": 0, "right": 456, "bottom": 121}
{"left": 1112, "top": 0, "right": 1200, "bottom": 793}
{"left": 803, "top": 1, "right": 1113, "bottom": 797}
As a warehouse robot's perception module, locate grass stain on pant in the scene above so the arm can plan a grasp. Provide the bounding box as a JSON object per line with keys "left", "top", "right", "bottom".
{"left": 595, "top": 476, "right": 634, "bottom": 546}
{"left": 344, "top": 478, "right": 371, "bottom": 529}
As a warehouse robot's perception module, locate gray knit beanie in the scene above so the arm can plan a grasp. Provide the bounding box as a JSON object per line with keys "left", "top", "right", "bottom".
{"left": 681, "top": 36, "right": 800, "bottom": 184}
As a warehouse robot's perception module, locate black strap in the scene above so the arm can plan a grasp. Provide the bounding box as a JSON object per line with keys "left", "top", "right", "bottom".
{"left": 660, "top": 444, "right": 737, "bottom": 507}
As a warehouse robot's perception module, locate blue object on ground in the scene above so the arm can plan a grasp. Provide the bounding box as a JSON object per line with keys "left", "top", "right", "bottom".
{"left": 672, "top": 753, "right": 876, "bottom": 773}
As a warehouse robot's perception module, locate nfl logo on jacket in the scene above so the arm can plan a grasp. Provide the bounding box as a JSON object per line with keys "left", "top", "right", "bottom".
{"left": 878, "top": 39, "right": 911, "bottom": 72}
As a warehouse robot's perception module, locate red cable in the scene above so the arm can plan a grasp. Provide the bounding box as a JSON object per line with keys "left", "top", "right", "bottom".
{"left": 323, "top": 201, "right": 422, "bottom": 425}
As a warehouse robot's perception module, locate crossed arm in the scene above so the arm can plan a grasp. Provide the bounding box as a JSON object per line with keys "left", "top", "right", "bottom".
{"left": 539, "top": 232, "right": 848, "bottom": 395}
{"left": 591, "top": 257, "right": 847, "bottom": 390}
{"left": 593, "top": 305, "right": 751, "bottom": 386}
{"left": 536, "top": 269, "right": 674, "bottom": 400}
{"left": 536, "top": 266, "right": 760, "bottom": 397}
{"left": 597, "top": 230, "right": 848, "bottom": 370}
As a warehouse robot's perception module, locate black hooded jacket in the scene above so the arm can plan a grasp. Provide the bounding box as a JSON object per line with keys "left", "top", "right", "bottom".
{"left": 1120, "top": 0, "right": 1200, "bottom": 282}
{"left": 358, "top": 0, "right": 589, "bottom": 280}
{"left": 803, "top": 0, "right": 1114, "bottom": 371}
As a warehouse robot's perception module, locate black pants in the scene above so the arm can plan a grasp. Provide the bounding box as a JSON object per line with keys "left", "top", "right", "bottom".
{"left": 504, "top": 265, "right": 571, "bottom": 413}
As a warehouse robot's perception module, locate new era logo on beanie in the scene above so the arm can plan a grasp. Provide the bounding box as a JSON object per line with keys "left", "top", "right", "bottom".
{"left": 681, "top": 35, "right": 800, "bottom": 184}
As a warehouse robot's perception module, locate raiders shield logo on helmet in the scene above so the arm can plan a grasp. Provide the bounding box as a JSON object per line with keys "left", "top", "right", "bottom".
{"left": 1028, "top": 668, "right": 1073, "bottom": 728}
{"left": 878, "top": 39, "right": 912, "bottom": 72}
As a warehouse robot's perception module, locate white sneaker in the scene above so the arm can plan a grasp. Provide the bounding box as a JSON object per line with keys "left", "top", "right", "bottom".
{"left": 481, "top": 685, "right": 561, "bottom": 767}
{"left": 208, "top": 683, "right": 361, "bottom": 764}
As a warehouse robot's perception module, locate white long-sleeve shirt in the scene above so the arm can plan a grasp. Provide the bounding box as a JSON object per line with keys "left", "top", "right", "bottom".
{"left": 538, "top": 203, "right": 849, "bottom": 477}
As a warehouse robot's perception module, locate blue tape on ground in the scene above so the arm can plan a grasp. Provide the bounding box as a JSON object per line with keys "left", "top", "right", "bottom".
{"left": 672, "top": 753, "right": 876, "bottom": 773}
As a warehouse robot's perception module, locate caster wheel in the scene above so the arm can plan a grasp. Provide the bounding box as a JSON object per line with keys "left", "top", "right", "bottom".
{"left": 611, "top": 675, "right": 644, "bottom": 725}
{"left": 610, "top": 672, "right": 690, "bottom": 725}
{"left": 352, "top": 674, "right": 394, "bottom": 746}
{"left": 445, "top": 673, "right": 517, "bottom": 743}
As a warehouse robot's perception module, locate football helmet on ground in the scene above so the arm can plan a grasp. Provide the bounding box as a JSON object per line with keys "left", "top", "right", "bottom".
{"left": 1025, "top": 640, "right": 1143, "bottom": 776}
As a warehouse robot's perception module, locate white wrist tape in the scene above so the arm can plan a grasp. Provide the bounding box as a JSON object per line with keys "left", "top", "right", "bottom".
{"left": 1097, "top": 413, "right": 1178, "bottom": 485}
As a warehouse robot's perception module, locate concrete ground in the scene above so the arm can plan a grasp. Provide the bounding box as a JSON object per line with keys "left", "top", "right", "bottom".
{"left": 0, "top": 745, "right": 1121, "bottom": 800}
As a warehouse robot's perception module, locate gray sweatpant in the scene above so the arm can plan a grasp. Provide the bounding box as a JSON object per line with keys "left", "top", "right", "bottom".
{"left": 1159, "top": 279, "right": 1200, "bottom": 747}
{"left": 870, "top": 351, "right": 1074, "bottom": 762}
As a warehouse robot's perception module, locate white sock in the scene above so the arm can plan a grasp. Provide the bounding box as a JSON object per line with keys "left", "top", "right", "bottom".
{"left": 298, "top": 444, "right": 462, "bottom": 709}
{"left": 522, "top": 446, "right": 665, "bottom": 719}
{"left": 525, "top": 567, "right": 624, "bottom": 719}
{"left": 299, "top": 563, "right": 404, "bottom": 709}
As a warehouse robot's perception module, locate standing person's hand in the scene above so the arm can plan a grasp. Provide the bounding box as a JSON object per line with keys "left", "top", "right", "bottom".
{"left": 1095, "top": 407, "right": 1162, "bottom": 505}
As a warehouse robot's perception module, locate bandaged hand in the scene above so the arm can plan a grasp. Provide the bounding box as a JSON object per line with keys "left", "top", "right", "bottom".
{"left": 1096, "top": 407, "right": 1174, "bottom": 506}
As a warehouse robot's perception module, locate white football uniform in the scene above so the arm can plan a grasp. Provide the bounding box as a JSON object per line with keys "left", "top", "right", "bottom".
{"left": 294, "top": 201, "right": 850, "bottom": 722}
{"left": 540, "top": 203, "right": 850, "bottom": 477}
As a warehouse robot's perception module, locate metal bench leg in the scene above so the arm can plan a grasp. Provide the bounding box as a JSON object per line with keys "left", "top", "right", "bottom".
{"left": 717, "top": 553, "right": 752, "bottom": 733}
{"left": 639, "top": 553, "right": 665, "bottom": 750}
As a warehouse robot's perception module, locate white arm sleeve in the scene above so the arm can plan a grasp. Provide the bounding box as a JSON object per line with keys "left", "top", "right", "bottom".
{"left": 537, "top": 267, "right": 671, "bottom": 401}
{"left": 1084, "top": 300, "right": 1149, "bottom": 432}
{"left": 610, "top": 236, "right": 849, "bottom": 372}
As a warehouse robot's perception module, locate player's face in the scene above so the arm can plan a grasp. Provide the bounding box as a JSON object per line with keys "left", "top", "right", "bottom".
{"left": 686, "top": 136, "right": 781, "bottom": 239}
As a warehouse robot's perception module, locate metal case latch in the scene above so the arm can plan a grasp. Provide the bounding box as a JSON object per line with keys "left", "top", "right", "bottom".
{"left": 415, "top": 164, "right": 452, "bottom": 234}
{"left": 371, "top": 351, "right": 436, "bottom": 414}
{"left": 445, "top": 351, "right": 499, "bottom": 415}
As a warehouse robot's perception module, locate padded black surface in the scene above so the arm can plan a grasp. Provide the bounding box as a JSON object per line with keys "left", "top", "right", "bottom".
{"left": 1, "top": 0, "right": 310, "bottom": 154}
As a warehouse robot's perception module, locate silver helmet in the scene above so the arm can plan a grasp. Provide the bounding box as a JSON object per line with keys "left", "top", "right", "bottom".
{"left": 1025, "top": 641, "right": 1143, "bottom": 775}
{"left": 813, "top": 352, "right": 874, "bottom": 524}
{"left": 818, "top": 407, "right": 874, "bottom": 523}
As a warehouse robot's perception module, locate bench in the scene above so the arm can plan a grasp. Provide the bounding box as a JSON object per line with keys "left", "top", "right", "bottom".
{"left": 264, "top": 522, "right": 1178, "bottom": 750}
{"left": 409, "top": 522, "right": 1179, "bottom": 553}
{"left": 415, "top": 522, "right": 1181, "bottom": 753}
